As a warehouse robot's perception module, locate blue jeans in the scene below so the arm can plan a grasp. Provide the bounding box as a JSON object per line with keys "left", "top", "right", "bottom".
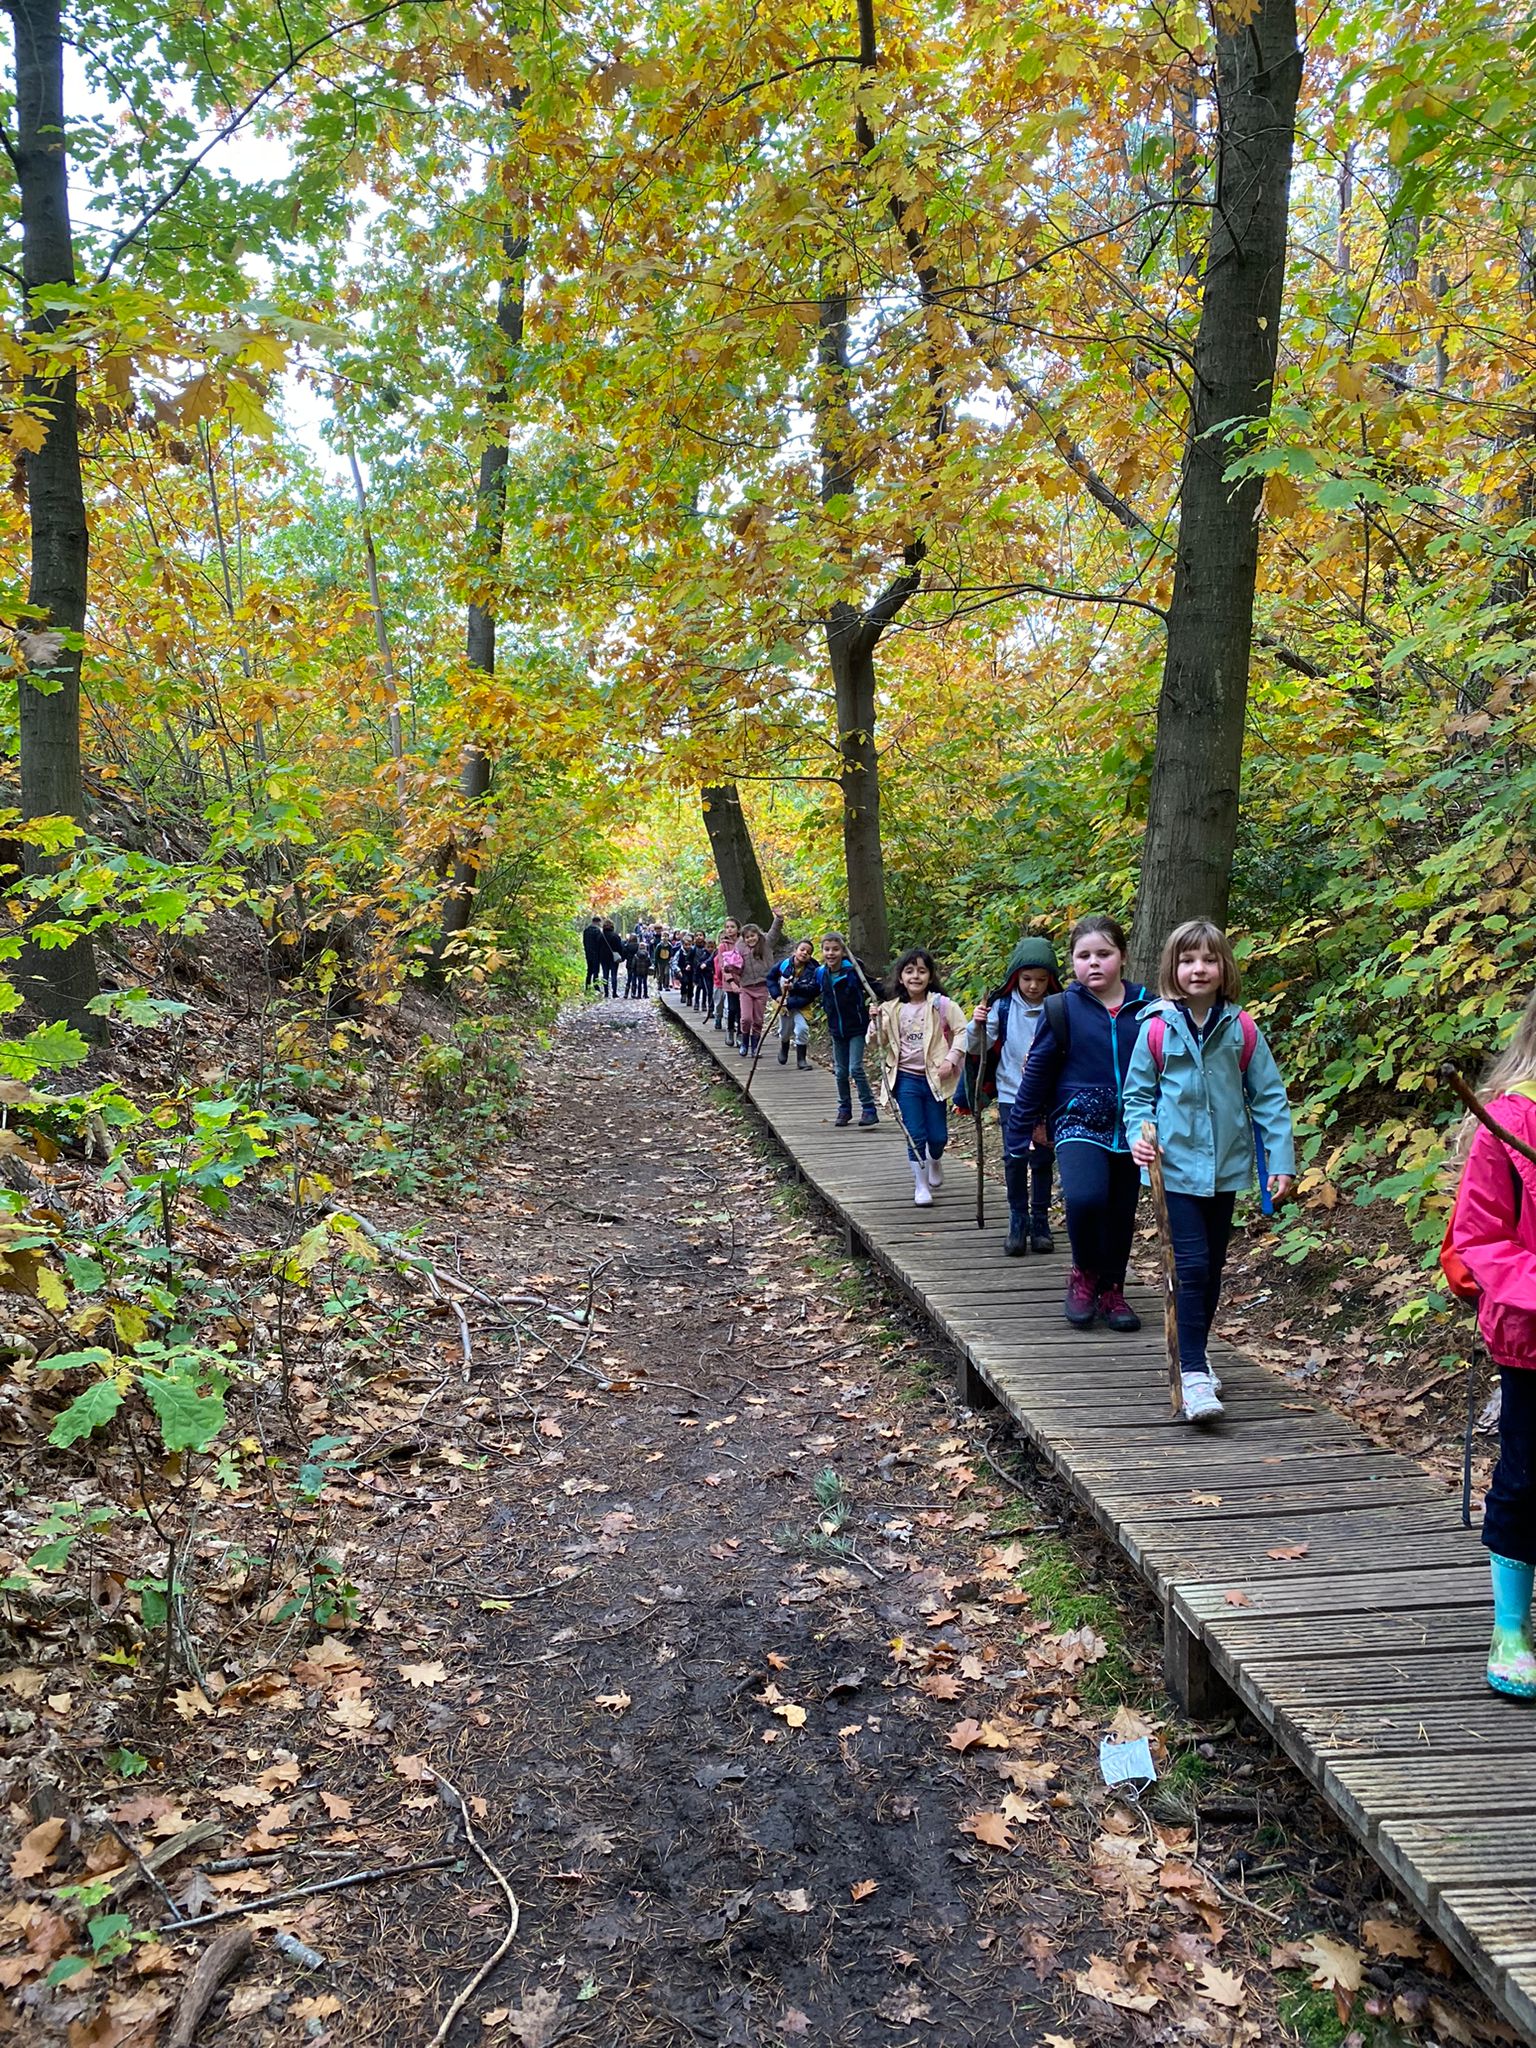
{"left": 1055, "top": 1141, "right": 1140, "bottom": 1287}
{"left": 893, "top": 1072, "right": 949, "bottom": 1160}
{"left": 831, "top": 1033, "right": 874, "bottom": 1109}
{"left": 1486, "top": 1368, "right": 1536, "bottom": 1567}
{"left": 1162, "top": 1190, "right": 1237, "bottom": 1375}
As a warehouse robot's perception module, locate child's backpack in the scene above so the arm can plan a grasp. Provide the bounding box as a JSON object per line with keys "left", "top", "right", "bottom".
{"left": 635, "top": 947, "right": 652, "bottom": 971}
{"left": 1145, "top": 1008, "right": 1259, "bottom": 1075}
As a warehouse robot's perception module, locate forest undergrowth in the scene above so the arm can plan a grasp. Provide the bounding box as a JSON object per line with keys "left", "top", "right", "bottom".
{"left": 0, "top": 959, "right": 1512, "bottom": 2048}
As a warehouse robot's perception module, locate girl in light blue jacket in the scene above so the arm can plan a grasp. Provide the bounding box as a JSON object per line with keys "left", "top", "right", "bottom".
{"left": 1124, "top": 920, "right": 1296, "bottom": 1425}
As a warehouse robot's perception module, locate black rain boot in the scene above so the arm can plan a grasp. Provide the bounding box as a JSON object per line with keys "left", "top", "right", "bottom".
{"left": 796, "top": 1044, "right": 809, "bottom": 1069}
{"left": 778, "top": 1039, "right": 790, "bottom": 1064}
{"left": 1003, "top": 1155, "right": 1032, "bottom": 1256}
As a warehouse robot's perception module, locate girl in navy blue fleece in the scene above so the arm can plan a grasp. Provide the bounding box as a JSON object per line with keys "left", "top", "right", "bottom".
{"left": 1007, "top": 914, "right": 1151, "bottom": 1332}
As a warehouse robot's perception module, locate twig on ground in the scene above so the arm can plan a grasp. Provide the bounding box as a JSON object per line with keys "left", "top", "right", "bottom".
{"left": 103, "top": 1818, "right": 179, "bottom": 1921}
{"left": 167, "top": 1926, "right": 253, "bottom": 2048}
{"left": 425, "top": 1264, "right": 473, "bottom": 1377}
{"left": 159, "top": 1857, "right": 454, "bottom": 1933}
{"left": 424, "top": 1770, "right": 521, "bottom": 2048}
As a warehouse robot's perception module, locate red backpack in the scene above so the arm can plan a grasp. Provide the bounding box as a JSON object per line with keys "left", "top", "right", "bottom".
{"left": 1145, "top": 1009, "right": 1259, "bottom": 1074}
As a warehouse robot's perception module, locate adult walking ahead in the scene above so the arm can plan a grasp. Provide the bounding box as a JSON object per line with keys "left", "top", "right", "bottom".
{"left": 1007, "top": 914, "right": 1151, "bottom": 1332}
{"left": 581, "top": 914, "right": 606, "bottom": 994}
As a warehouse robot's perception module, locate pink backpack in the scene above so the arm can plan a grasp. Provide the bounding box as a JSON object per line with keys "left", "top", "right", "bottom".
{"left": 1146, "top": 1009, "right": 1258, "bottom": 1073}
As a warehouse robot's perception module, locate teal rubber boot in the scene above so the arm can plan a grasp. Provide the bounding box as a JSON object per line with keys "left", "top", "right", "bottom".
{"left": 1488, "top": 1554, "right": 1536, "bottom": 1701}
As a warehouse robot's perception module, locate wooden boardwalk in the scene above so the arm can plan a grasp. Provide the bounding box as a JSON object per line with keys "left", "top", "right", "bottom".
{"left": 662, "top": 993, "right": 1536, "bottom": 2043}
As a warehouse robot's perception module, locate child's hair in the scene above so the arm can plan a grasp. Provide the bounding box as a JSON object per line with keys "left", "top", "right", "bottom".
{"left": 891, "top": 947, "right": 945, "bottom": 998}
{"left": 741, "top": 922, "right": 765, "bottom": 955}
{"left": 1157, "top": 918, "right": 1242, "bottom": 1002}
{"left": 1068, "top": 913, "right": 1128, "bottom": 958}
{"left": 821, "top": 930, "right": 848, "bottom": 951}
{"left": 791, "top": 938, "right": 815, "bottom": 962}
{"left": 717, "top": 920, "right": 740, "bottom": 945}
{"left": 1481, "top": 988, "right": 1536, "bottom": 1105}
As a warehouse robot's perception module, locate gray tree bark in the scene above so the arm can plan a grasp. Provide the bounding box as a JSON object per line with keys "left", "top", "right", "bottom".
{"left": 1131, "top": 0, "right": 1304, "bottom": 979}
{"left": 700, "top": 785, "right": 771, "bottom": 928}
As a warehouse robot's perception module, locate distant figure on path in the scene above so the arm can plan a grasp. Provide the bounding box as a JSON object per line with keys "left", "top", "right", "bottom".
{"left": 599, "top": 920, "right": 623, "bottom": 998}
{"left": 582, "top": 914, "right": 606, "bottom": 994}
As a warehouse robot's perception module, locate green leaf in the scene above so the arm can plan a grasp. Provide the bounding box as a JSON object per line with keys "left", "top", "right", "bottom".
{"left": 36, "top": 1346, "right": 113, "bottom": 1373}
{"left": 48, "top": 1380, "right": 125, "bottom": 1447}
{"left": 143, "top": 1374, "right": 225, "bottom": 1453}
{"left": 46, "top": 1956, "right": 92, "bottom": 1987}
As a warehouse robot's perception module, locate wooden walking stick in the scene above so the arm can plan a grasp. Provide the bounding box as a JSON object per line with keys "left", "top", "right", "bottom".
{"left": 1142, "top": 1121, "right": 1184, "bottom": 1416}
{"left": 742, "top": 992, "right": 787, "bottom": 1102}
{"left": 969, "top": 1033, "right": 986, "bottom": 1231}
{"left": 1441, "top": 1063, "right": 1536, "bottom": 1168}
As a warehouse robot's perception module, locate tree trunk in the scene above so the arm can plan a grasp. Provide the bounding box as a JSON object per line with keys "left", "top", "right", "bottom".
{"left": 816, "top": 288, "right": 917, "bottom": 974}
{"left": 7, "top": 0, "right": 101, "bottom": 1031}
{"left": 700, "top": 785, "right": 771, "bottom": 928}
{"left": 1131, "top": 0, "right": 1303, "bottom": 979}
{"left": 440, "top": 113, "right": 527, "bottom": 955}
{"left": 824, "top": 617, "right": 890, "bottom": 968}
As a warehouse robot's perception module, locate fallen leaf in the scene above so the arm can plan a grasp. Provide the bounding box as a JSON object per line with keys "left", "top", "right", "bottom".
{"left": 172, "top": 1684, "right": 214, "bottom": 1720}
{"left": 1300, "top": 1933, "right": 1362, "bottom": 2021}
{"left": 1108, "top": 1706, "right": 1156, "bottom": 1741}
{"left": 1199, "top": 1962, "right": 1247, "bottom": 2008}
{"left": 594, "top": 1692, "right": 632, "bottom": 1713}
{"left": 1190, "top": 1491, "right": 1222, "bottom": 1506}
{"left": 875, "top": 1990, "right": 931, "bottom": 2024}
{"left": 1222, "top": 1589, "right": 1253, "bottom": 1608}
{"left": 10, "top": 1817, "right": 66, "bottom": 1881}
{"left": 1267, "top": 1542, "right": 1310, "bottom": 1561}
{"left": 1073, "top": 1955, "right": 1160, "bottom": 2012}
{"left": 959, "top": 1810, "right": 1015, "bottom": 1850}
{"left": 319, "top": 1791, "right": 353, "bottom": 1821}
{"left": 328, "top": 1693, "right": 375, "bottom": 1731}
{"left": 917, "top": 1672, "right": 963, "bottom": 1700}
{"left": 1361, "top": 1915, "right": 1425, "bottom": 1961}
{"left": 505, "top": 1986, "right": 566, "bottom": 2047}
{"left": 294, "top": 1995, "right": 343, "bottom": 2021}
{"left": 773, "top": 1888, "right": 811, "bottom": 1914}
{"left": 214, "top": 1783, "right": 271, "bottom": 1810}
{"left": 850, "top": 1878, "right": 878, "bottom": 1902}
{"left": 399, "top": 1660, "right": 449, "bottom": 1688}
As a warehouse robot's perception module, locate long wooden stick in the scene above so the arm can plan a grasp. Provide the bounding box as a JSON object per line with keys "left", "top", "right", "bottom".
{"left": 1142, "top": 1121, "right": 1183, "bottom": 1416}
{"left": 970, "top": 1033, "right": 986, "bottom": 1230}
{"left": 1442, "top": 1063, "right": 1536, "bottom": 1168}
{"left": 743, "top": 990, "right": 787, "bottom": 1100}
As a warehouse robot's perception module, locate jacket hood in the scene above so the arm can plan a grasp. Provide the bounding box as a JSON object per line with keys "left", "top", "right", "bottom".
{"left": 1001, "top": 935, "right": 1061, "bottom": 998}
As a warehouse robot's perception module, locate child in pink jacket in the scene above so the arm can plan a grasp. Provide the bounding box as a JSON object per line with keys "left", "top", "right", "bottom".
{"left": 1449, "top": 987, "right": 1536, "bottom": 1699}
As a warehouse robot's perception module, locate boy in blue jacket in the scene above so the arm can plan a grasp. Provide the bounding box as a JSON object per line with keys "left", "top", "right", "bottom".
{"left": 816, "top": 932, "right": 881, "bottom": 1126}
{"left": 1125, "top": 919, "right": 1294, "bottom": 1423}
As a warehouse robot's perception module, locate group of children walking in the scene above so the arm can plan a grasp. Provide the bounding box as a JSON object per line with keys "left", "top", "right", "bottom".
{"left": 591, "top": 898, "right": 1536, "bottom": 1705}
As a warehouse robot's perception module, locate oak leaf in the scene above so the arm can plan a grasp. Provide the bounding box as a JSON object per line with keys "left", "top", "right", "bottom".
{"left": 399, "top": 1660, "right": 449, "bottom": 1687}
{"left": 849, "top": 1878, "right": 878, "bottom": 1901}
{"left": 1267, "top": 1542, "right": 1310, "bottom": 1561}
{"left": 1198, "top": 1962, "right": 1247, "bottom": 2008}
{"left": 10, "top": 1816, "right": 66, "bottom": 1881}
{"left": 959, "top": 1809, "right": 1015, "bottom": 1850}
{"left": 1073, "top": 1955, "right": 1160, "bottom": 2011}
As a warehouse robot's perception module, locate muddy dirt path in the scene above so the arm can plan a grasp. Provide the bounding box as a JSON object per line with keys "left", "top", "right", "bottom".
{"left": 304, "top": 1000, "right": 1494, "bottom": 2047}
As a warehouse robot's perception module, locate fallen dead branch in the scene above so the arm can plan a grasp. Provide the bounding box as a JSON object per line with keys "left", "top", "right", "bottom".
{"left": 424, "top": 1769, "right": 521, "bottom": 2048}
{"left": 167, "top": 1925, "right": 253, "bottom": 2048}
{"left": 159, "top": 1855, "right": 455, "bottom": 1934}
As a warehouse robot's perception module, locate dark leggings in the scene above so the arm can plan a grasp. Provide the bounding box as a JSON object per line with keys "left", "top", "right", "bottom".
{"left": 1055, "top": 1142, "right": 1140, "bottom": 1288}
{"left": 1485, "top": 1367, "right": 1536, "bottom": 1567}
{"left": 1162, "top": 1190, "right": 1237, "bottom": 1375}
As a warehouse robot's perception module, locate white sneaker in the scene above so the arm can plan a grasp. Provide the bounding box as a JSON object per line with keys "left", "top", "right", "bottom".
{"left": 910, "top": 1160, "right": 933, "bottom": 1207}
{"left": 925, "top": 1155, "right": 944, "bottom": 1188}
{"left": 1181, "top": 1374, "right": 1224, "bottom": 1425}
